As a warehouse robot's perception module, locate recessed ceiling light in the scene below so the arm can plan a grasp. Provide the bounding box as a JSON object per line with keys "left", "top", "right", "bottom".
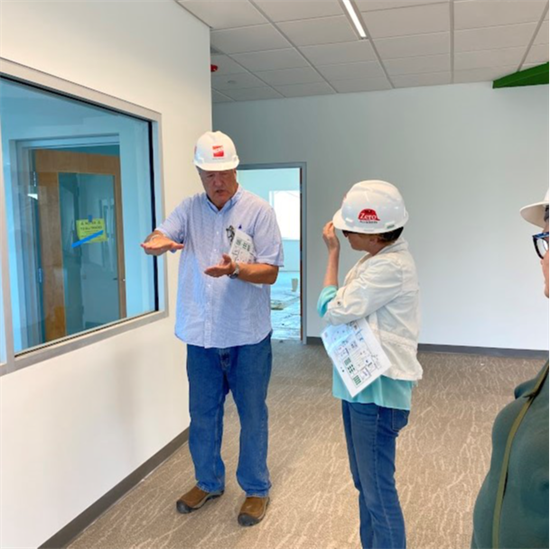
{"left": 340, "top": 0, "right": 367, "bottom": 40}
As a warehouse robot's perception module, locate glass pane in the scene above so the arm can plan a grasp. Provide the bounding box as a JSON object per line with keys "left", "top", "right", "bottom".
{"left": 0, "top": 263, "right": 6, "bottom": 364}
{"left": 59, "top": 173, "right": 120, "bottom": 334}
{"left": 0, "top": 77, "right": 159, "bottom": 353}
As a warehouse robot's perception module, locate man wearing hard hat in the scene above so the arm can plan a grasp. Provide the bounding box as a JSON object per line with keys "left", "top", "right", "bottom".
{"left": 142, "top": 131, "right": 283, "bottom": 527}
{"left": 318, "top": 181, "right": 422, "bottom": 549}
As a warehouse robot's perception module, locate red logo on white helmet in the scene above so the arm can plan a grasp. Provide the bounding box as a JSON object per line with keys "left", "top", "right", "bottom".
{"left": 212, "top": 145, "right": 225, "bottom": 158}
{"left": 358, "top": 209, "right": 380, "bottom": 223}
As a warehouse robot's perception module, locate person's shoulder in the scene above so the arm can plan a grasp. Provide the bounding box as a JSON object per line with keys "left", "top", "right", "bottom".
{"left": 177, "top": 191, "right": 206, "bottom": 210}
{"left": 239, "top": 188, "right": 273, "bottom": 213}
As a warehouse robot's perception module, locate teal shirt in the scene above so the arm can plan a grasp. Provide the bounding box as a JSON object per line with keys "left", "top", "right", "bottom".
{"left": 317, "top": 286, "right": 414, "bottom": 411}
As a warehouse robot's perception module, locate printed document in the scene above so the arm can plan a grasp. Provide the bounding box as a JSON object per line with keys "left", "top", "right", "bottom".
{"left": 229, "top": 228, "right": 255, "bottom": 264}
{"left": 321, "top": 318, "right": 391, "bottom": 397}
{"left": 228, "top": 229, "right": 262, "bottom": 288}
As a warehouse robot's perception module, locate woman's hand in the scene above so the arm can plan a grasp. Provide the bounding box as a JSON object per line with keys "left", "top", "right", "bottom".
{"left": 322, "top": 221, "right": 340, "bottom": 253}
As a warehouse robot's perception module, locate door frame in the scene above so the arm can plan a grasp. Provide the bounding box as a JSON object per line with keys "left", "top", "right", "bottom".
{"left": 238, "top": 162, "right": 307, "bottom": 344}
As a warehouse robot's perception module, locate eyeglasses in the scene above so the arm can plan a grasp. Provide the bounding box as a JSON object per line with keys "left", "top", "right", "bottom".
{"left": 532, "top": 231, "right": 549, "bottom": 259}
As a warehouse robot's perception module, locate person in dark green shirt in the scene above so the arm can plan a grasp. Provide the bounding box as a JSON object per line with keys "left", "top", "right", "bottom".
{"left": 472, "top": 190, "right": 549, "bottom": 549}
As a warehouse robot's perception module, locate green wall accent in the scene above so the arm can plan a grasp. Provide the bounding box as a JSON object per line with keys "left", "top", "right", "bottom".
{"left": 493, "top": 63, "right": 549, "bottom": 89}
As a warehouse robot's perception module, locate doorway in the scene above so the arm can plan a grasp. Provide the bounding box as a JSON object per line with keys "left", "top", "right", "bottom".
{"left": 237, "top": 165, "right": 305, "bottom": 341}
{"left": 32, "top": 148, "right": 125, "bottom": 343}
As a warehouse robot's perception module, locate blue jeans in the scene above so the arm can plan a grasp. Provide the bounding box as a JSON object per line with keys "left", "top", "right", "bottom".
{"left": 342, "top": 401, "right": 410, "bottom": 549}
{"left": 186, "top": 334, "right": 272, "bottom": 497}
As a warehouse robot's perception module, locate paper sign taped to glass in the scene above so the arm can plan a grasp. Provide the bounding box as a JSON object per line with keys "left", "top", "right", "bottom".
{"left": 75, "top": 218, "right": 107, "bottom": 243}
{"left": 321, "top": 318, "right": 391, "bottom": 397}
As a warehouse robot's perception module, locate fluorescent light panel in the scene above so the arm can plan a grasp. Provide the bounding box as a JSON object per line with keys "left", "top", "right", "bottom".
{"left": 341, "top": 0, "right": 367, "bottom": 39}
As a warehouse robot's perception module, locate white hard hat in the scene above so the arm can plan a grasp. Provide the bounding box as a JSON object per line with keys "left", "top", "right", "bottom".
{"left": 193, "top": 131, "right": 239, "bottom": 171}
{"left": 520, "top": 190, "right": 549, "bottom": 228}
{"left": 333, "top": 180, "right": 409, "bottom": 234}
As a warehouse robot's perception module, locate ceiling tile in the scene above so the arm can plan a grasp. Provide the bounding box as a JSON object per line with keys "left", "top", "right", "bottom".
{"left": 316, "top": 60, "right": 386, "bottom": 80}
{"left": 375, "top": 32, "right": 450, "bottom": 59}
{"left": 178, "top": 1, "right": 266, "bottom": 29}
{"left": 211, "top": 24, "right": 291, "bottom": 54}
{"left": 231, "top": 48, "right": 309, "bottom": 71}
{"left": 454, "top": 46, "right": 525, "bottom": 71}
{"left": 273, "top": 82, "right": 336, "bottom": 97}
{"left": 299, "top": 40, "right": 377, "bottom": 65}
{"left": 222, "top": 86, "right": 283, "bottom": 101}
{"left": 277, "top": 16, "right": 357, "bottom": 46}
{"left": 254, "top": 0, "right": 343, "bottom": 22}
{"left": 255, "top": 66, "right": 325, "bottom": 85}
{"left": 212, "top": 90, "right": 234, "bottom": 103}
{"left": 391, "top": 71, "right": 451, "bottom": 87}
{"left": 330, "top": 77, "right": 393, "bottom": 92}
{"left": 454, "top": 0, "right": 546, "bottom": 31}
{"left": 211, "top": 54, "right": 248, "bottom": 75}
{"left": 384, "top": 53, "right": 450, "bottom": 75}
{"left": 362, "top": 3, "right": 450, "bottom": 39}
{"left": 534, "top": 19, "right": 549, "bottom": 44}
{"left": 453, "top": 65, "right": 519, "bottom": 83}
{"left": 357, "top": 0, "right": 449, "bottom": 11}
{"left": 455, "top": 22, "right": 537, "bottom": 52}
{"left": 211, "top": 71, "right": 266, "bottom": 90}
{"left": 524, "top": 43, "right": 550, "bottom": 64}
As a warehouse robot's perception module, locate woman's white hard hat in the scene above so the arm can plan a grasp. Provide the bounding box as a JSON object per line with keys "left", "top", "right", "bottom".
{"left": 520, "top": 190, "right": 549, "bottom": 228}
{"left": 333, "top": 180, "right": 409, "bottom": 234}
{"left": 194, "top": 131, "right": 240, "bottom": 171}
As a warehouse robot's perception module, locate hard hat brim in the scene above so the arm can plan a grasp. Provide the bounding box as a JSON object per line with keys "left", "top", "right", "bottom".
{"left": 194, "top": 158, "right": 240, "bottom": 171}
{"left": 332, "top": 208, "right": 347, "bottom": 231}
{"left": 333, "top": 208, "right": 408, "bottom": 234}
{"left": 520, "top": 200, "right": 549, "bottom": 228}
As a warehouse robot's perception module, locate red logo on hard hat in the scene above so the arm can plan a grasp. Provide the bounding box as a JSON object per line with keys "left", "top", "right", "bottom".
{"left": 212, "top": 145, "right": 225, "bottom": 158}
{"left": 358, "top": 209, "right": 380, "bottom": 223}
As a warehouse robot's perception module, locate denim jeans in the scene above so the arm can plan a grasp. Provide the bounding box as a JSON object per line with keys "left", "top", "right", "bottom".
{"left": 342, "top": 401, "right": 410, "bottom": 549}
{"left": 186, "top": 333, "right": 272, "bottom": 497}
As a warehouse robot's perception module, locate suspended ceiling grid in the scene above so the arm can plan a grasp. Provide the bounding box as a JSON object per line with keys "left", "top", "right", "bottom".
{"left": 176, "top": 0, "right": 550, "bottom": 101}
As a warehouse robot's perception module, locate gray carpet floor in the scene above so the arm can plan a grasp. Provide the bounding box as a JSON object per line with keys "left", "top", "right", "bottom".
{"left": 68, "top": 342, "right": 543, "bottom": 549}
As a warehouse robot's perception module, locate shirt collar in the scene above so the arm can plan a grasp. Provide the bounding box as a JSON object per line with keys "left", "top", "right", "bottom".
{"left": 204, "top": 185, "right": 243, "bottom": 213}
{"left": 378, "top": 236, "right": 407, "bottom": 255}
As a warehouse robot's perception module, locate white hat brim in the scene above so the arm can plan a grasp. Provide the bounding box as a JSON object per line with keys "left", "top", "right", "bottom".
{"left": 194, "top": 158, "right": 240, "bottom": 171}
{"left": 332, "top": 209, "right": 347, "bottom": 230}
{"left": 520, "top": 200, "right": 549, "bottom": 228}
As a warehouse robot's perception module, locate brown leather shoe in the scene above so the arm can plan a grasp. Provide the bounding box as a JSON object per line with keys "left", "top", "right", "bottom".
{"left": 176, "top": 485, "right": 223, "bottom": 514}
{"left": 237, "top": 496, "right": 270, "bottom": 526}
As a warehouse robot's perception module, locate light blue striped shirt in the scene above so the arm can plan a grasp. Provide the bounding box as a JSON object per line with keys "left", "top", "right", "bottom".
{"left": 157, "top": 186, "right": 284, "bottom": 349}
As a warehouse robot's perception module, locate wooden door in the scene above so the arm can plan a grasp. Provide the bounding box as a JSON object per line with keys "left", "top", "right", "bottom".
{"left": 34, "top": 149, "right": 126, "bottom": 342}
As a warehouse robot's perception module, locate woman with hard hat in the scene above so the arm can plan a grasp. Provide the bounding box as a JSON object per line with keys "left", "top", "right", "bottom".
{"left": 318, "top": 180, "right": 422, "bottom": 549}
{"left": 471, "top": 191, "right": 549, "bottom": 549}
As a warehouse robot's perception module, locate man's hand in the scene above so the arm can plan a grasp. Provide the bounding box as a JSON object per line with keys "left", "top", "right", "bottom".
{"left": 204, "top": 254, "right": 236, "bottom": 278}
{"left": 322, "top": 221, "right": 340, "bottom": 253}
{"left": 141, "top": 234, "right": 184, "bottom": 256}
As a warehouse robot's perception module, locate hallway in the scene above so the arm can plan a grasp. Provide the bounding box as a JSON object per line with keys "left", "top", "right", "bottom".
{"left": 68, "top": 342, "right": 541, "bottom": 549}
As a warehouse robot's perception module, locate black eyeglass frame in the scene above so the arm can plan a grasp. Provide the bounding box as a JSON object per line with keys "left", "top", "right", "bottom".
{"left": 532, "top": 231, "right": 549, "bottom": 259}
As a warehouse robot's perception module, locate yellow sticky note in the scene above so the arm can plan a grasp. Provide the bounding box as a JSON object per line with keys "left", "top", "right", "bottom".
{"left": 76, "top": 218, "right": 107, "bottom": 243}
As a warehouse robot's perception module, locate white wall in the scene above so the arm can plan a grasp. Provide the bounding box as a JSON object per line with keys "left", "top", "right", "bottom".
{"left": 0, "top": 1, "right": 210, "bottom": 547}
{"left": 214, "top": 83, "right": 549, "bottom": 350}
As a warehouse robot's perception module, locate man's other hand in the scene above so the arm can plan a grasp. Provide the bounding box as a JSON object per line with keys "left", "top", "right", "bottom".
{"left": 205, "top": 254, "right": 236, "bottom": 278}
